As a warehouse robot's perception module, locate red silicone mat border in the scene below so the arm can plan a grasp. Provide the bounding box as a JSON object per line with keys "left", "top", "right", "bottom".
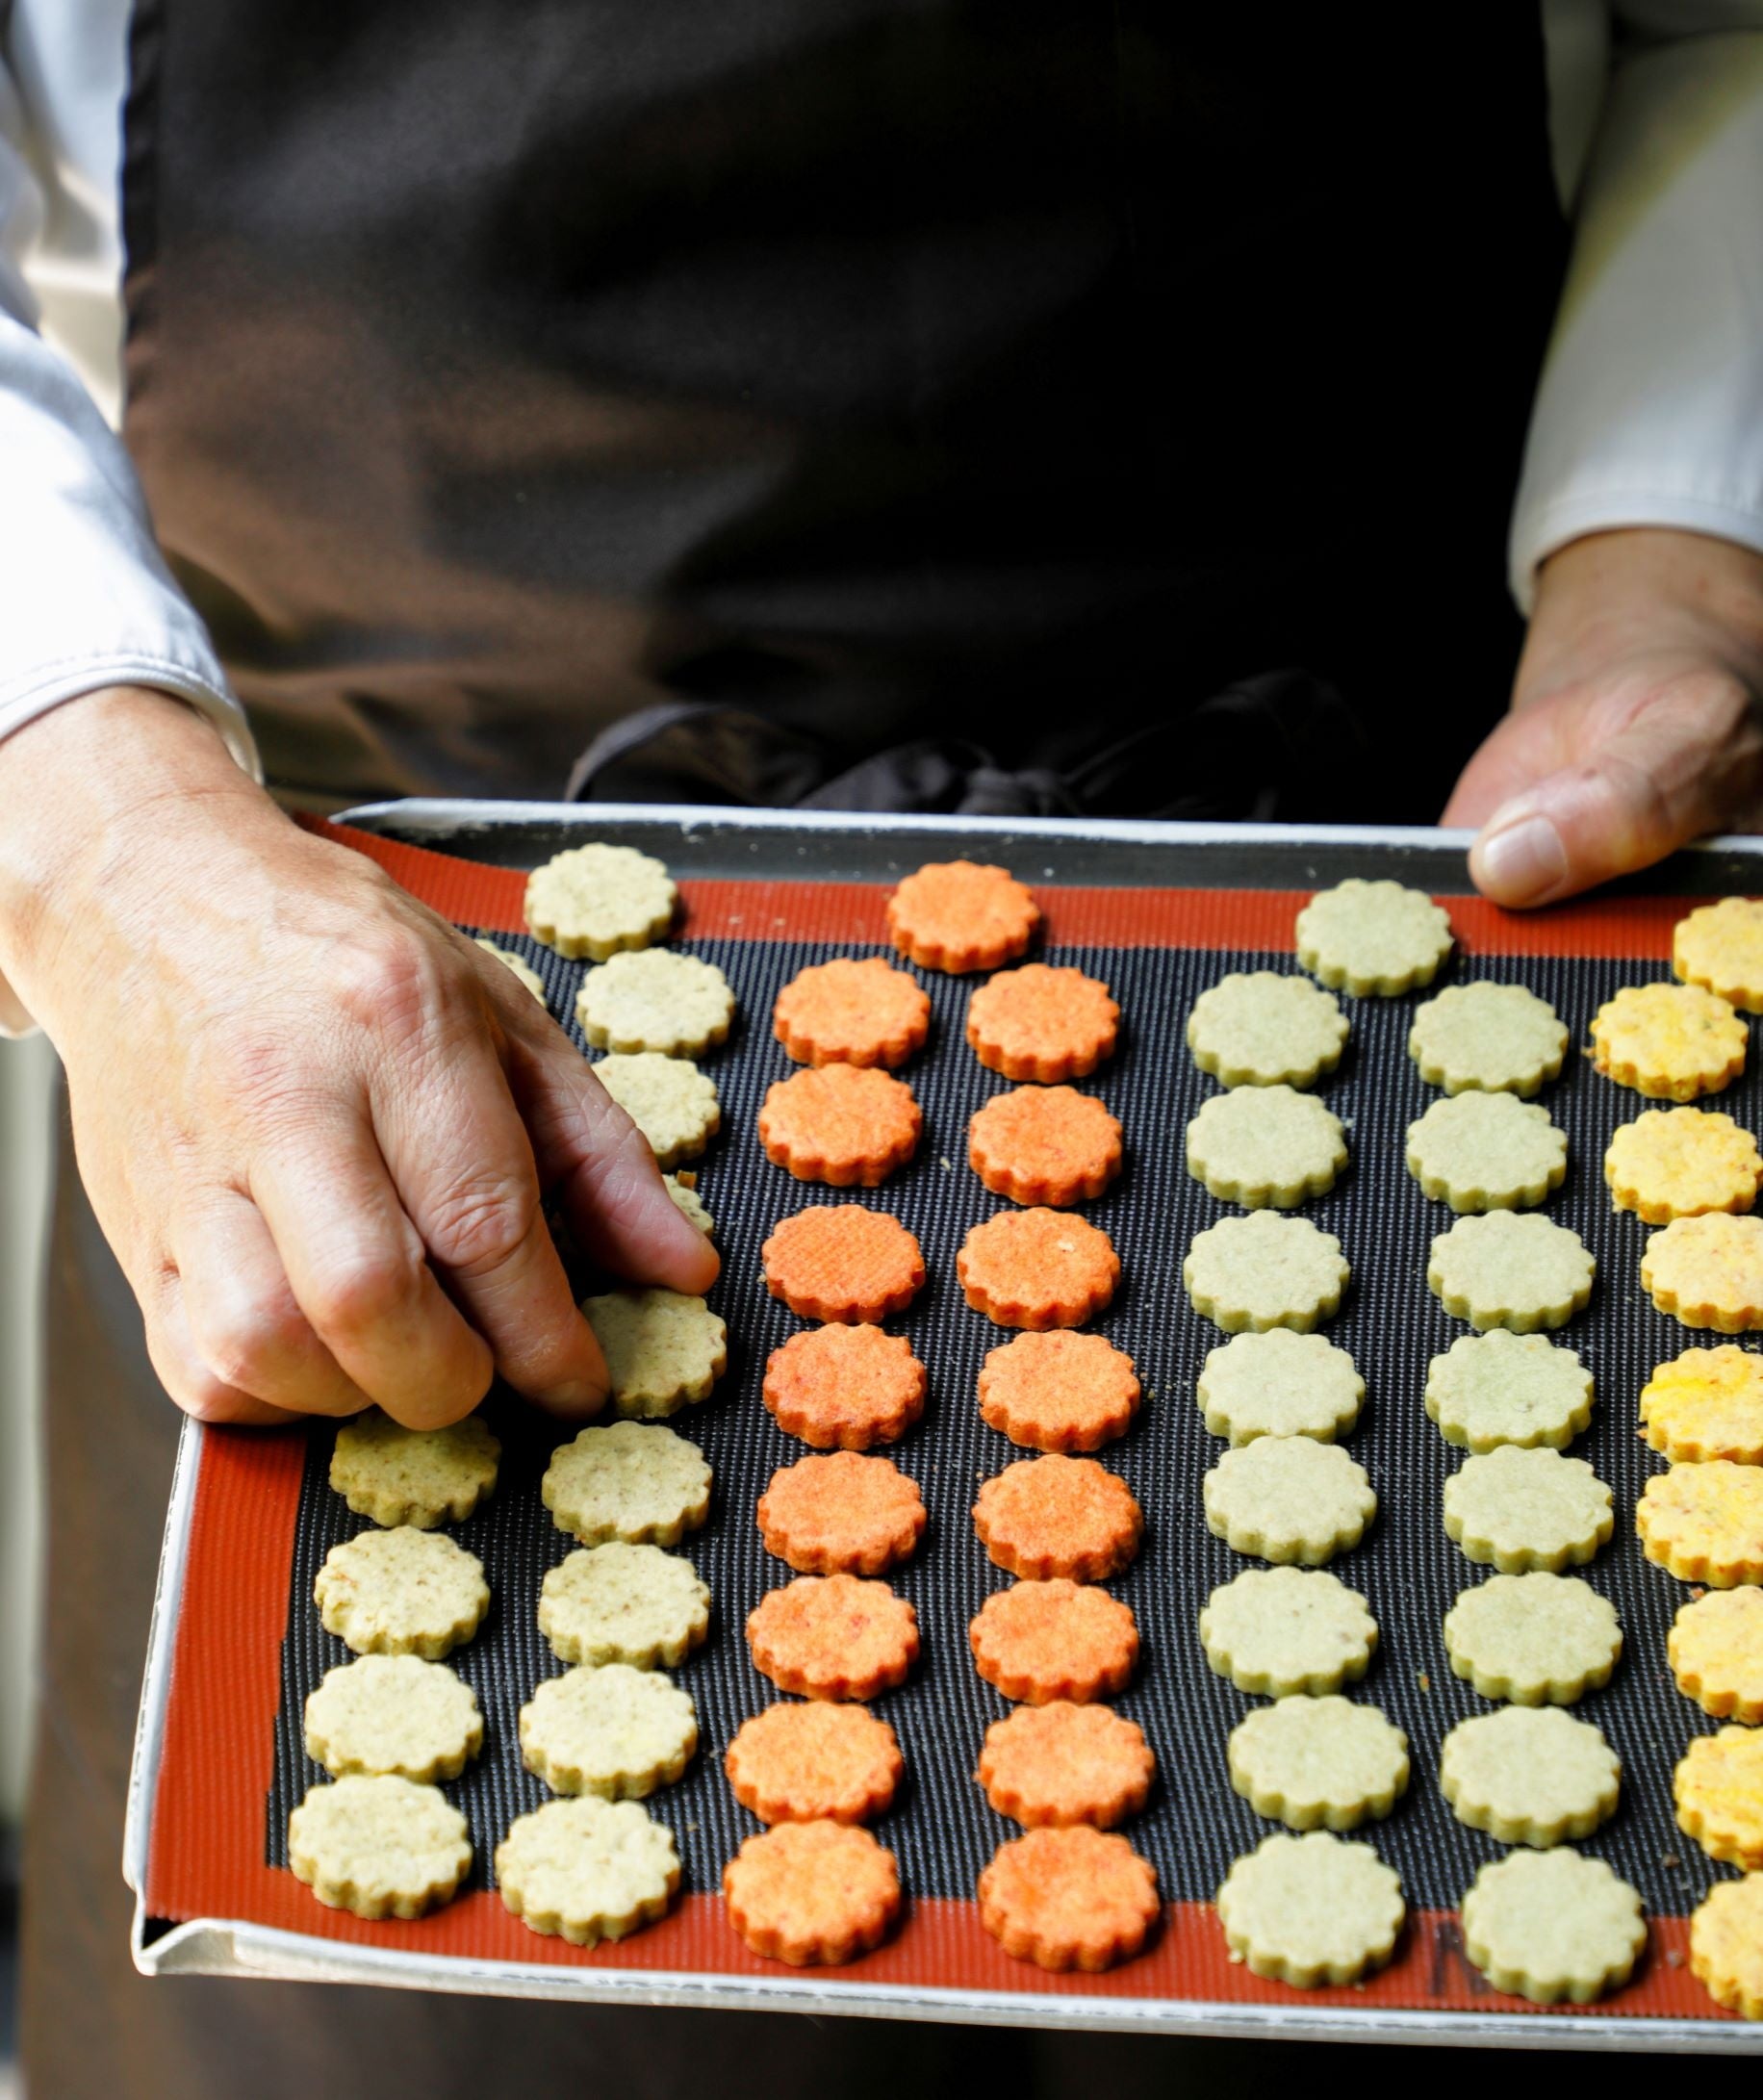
{"left": 142, "top": 823, "right": 1735, "bottom": 2020}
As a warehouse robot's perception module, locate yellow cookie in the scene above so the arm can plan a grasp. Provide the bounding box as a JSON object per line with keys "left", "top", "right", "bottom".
{"left": 1642, "top": 1215, "right": 1763, "bottom": 1332}
{"left": 1670, "top": 1589, "right": 1763, "bottom": 1724}
{"left": 1589, "top": 983, "right": 1746, "bottom": 1102}
{"left": 1636, "top": 1460, "right": 1763, "bottom": 1586}
{"left": 1639, "top": 1345, "right": 1763, "bottom": 1464}
{"left": 1605, "top": 1109, "right": 1762, "bottom": 1224}
{"left": 1674, "top": 1725, "right": 1763, "bottom": 1869}
{"left": 1690, "top": 1873, "right": 1763, "bottom": 2019}
{"left": 1674, "top": 897, "right": 1763, "bottom": 1012}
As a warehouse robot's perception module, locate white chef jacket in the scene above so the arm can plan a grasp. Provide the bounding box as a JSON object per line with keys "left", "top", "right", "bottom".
{"left": 1, "top": 0, "right": 1762, "bottom": 780}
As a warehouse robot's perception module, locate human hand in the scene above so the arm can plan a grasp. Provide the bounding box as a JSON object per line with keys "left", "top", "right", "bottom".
{"left": 0, "top": 688, "right": 716, "bottom": 1426}
{"left": 1444, "top": 528, "right": 1763, "bottom": 906}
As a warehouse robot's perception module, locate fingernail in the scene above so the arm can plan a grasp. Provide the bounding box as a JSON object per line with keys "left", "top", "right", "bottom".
{"left": 544, "top": 1376, "right": 607, "bottom": 1415}
{"left": 1475, "top": 807, "right": 1568, "bottom": 905}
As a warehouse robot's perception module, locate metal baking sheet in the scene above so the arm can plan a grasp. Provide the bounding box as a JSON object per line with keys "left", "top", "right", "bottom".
{"left": 126, "top": 803, "right": 1763, "bottom": 2051}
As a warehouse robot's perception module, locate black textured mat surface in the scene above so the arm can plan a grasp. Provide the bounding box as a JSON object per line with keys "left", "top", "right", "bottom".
{"left": 268, "top": 925, "right": 1741, "bottom": 1918}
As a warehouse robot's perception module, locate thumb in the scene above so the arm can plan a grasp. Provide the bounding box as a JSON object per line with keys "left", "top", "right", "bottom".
{"left": 1469, "top": 684, "right": 1758, "bottom": 908}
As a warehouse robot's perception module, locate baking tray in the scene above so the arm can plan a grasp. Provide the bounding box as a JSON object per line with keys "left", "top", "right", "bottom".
{"left": 124, "top": 802, "right": 1763, "bottom": 2052}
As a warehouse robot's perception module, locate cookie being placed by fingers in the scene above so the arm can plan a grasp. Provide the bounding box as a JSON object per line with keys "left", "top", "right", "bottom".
{"left": 1441, "top": 1707, "right": 1620, "bottom": 1846}
{"left": 1404, "top": 1092, "right": 1566, "bottom": 1213}
{"left": 496, "top": 1796, "right": 679, "bottom": 1947}
{"left": 1228, "top": 1696, "right": 1409, "bottom": 1831}
{"left": 725, "top": 1703, "right": 904, "bottom": 1825}
{"left": 575, "top": 947, "right": 735, "bottom": 1057}
{"left": 1427, "top": 1213, "right": 1595, "bottom": 1332}
{"left": 968, "top": 964, "right": 1119, "bottom": 1083}
{"left": 329, "top": 1408, "right": 501, "bottom": 1529}
{"left": 475, "top": 937, "right": 548, "bottom": 1003}
{"left": 1640, "top": 1345, "right": 1763, "bottom": 1463}
{"left": 1690, "top": 1873, "right": 1763, "bottom": 2018}
{"left": 1642, "top": 1214, "right": 1763, "bottom": 1331}
{"left": 1186, "top": 970, "right": 1348, "bottom": 1089}
{"left": 1460, "top": 1849, "right": 1644, "bottom": 2005}
{"left": 538, "top": 1543, "right": 711, "bottom": 1669}
{"left": 1294, "top": 879, "right": 1452, "bottom": 997}
{"left": 583, "top": 1288, "right": 727, "bottom": 1418}
{"left": 759, "top": 1063, "right": 922, "bottom": 1186}
{"left": 1674, "top": 896, "right": 1763, "bottom": 1012}
{"left": 969, "top": 1086, "right": 1123, "bottom": 1208}
{"left": 1203, "top": 1436, "right": 1374, "bottom": 1565}
{"left": 543, "top": 1421, "right": 712, "bottom": 1548}
{"left": 958, "top": 1209, "right": 1120, "bottom": 1329}
{"left": 594, "top": 1052, "right": 721, "bottom": 1168}
{"left": 303, "top": 1654, "right": 483, "bottom": 1781}
{"left": 288, "top": 1775, "right": 471, "bottom": 1921}
{"left": 979, "top": 1827, "right": 1159, "bottom": 1973}
{"left": 1443, "top": 1574, "right": 1622, "bottom": 1706}
{"left": 1408, "top": 980, "right": 1568, "bottom": 1096}
{"left": 1196, "top": 1329, "right": 1364, "bottom": 1445}
{"left": 887, "top": 859, "right": 1039, "bottom": 974}
{"left": 1674, "top": 1726, "right": 1763, "bottom": 1868}
{"left": 1444, "top": 1447, "right": 1613, "bottom": 1573}
{"left": 969, "top": 1578, "right": 1138, "bottom": 1703}
{"left": 1590, "top": 981, "right": 1747, "bottom": 1101}
{"left": 1216, "top": 1831, "right": 1403, "bottom": 1986}
{"left": 761, "top": 1325, "right": 927, "bottom": 1449}
{"left": 724, "top": 1821, "right": 901, "bottom": 1964}
{"left": 978, "top": 1330, "right": 1140, "bottom": 1452}
{"left": 973, "top": 1455, "right": 1143, "bottom": 1582}
{"left": 757, "top": 1452, "right": 927, "bottom": 1575}
{"left": 1423, "top": 1331, "right": 1593, "bottom": 1452}
{"left": 773, "top": 957, "right": 931, "bottom": 1069}
{"left": 524, "top": 842, "right": 676, "bottom": 960}
{"left": 977, "top": 1703, "right": 1155, "bottom": 1830}
{"left": 1182, "top": 1213, "right": 1348, "bottom": 1333}
{"left": 1606, "top": 1108, "right": 1762, "bottom": 1223}
{"left": 1671, "top": 1589, "right": 1763, "bottom": 1723}
{"left": 663, "top": 1172, "right": 714, "bottom": 1235}
{"left": 520, "top": 1663, "right": 698, "bottom": 1799}
{"left": 1199, "top": 1567, "right": 1377, "bottom": 1697}
{"left": 761, "top": 1204, "right": 925, "bottom": 1323}
{"left": 1637, "top": 1460, "right": 1763, "bottom": 1585}
{"left": 314, "top": 1527, "right": 489, "bottom": 1660}
{"left": 1186, "top": 1085, "right": 1346, "bottom": 1209}
{"left": 747, "top": 1575, "right": 919, "bottom": 1700}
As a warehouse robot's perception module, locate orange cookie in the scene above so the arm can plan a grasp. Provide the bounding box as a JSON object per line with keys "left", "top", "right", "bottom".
{"left": 759, "top": 1064, "right": 922, "bottom": 1187}
{"left": 773, "top": 957, "right": 932, "bottom": 1069}
{"left": 761, "top": 1204, "right": 926, "bottom": 1323}
{"left": 958, "top": 1209, "right": 1120, "bottom": 1329}
{"left": 966, "top": 964, "right": 1120, "bottom": 1083}
{"left": 747, "top": 1575, "right": 920, "bottom": 1700}
{"left": 969, "top": 1579, "right": 1138, "bottom": 1703}
{"left": 978, "top": 1826, "right": 1160, "bottom": 1972}
{"left": 968, "top": 1087, "right": 1124, "bottom": 1208}
{"left": 977, "top": 1703, "right": 1156, "bottom": 1829}
{"left": 978, "top": 1331, "right": 1141, "bottom": 1452}
{"left": 886, "top": 859, "right": 1040, "bottom": 975}
{"left": 973, "top": 1455, "right": 1143, "bottom": 1582}
{"left": 757, "top": 1453, "right": 928, "bottom": 1575}
{"left": 725, "top": 1702, "right": 904, "bottom": 1824}
{"left": 724, "top": 1821, "right": 902, "bottom": 1964}
{"left": 761, "top": 1325, "right": 927, "bottom": 1449}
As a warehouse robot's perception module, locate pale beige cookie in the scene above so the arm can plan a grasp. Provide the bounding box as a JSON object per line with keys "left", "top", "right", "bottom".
{"left": 575, "top": 948, "right": 735, "bottom": 1057}
{"left": 1196, "top": 1329, "right": 1364, "bottom": 1445}
{"left": 1606, "top": 1109, "right": 1761, "bottom": 1224}
{"left": 1407, "top": 980, "right": 1568, "bottom": 1096}
{"left": 497, "top": 1797, "right": 680, "bottom": 1947}
{"left": 1426, "top": 1212, "right": 1595, "bottom": 1332}
{"left": 1642, "top": 1214, "right": 1763, "bottom": 1332}
{"left": 592, "top": 1052, "right": 721, "bottom": 1169}
{"left": 1674, "top": 895, "right": 1763, "bottom": 1012}
{"left": 303, "top": 1654, "right": 484, "bottom": 1780}
{"left": 582, "top": 1288, "right": 728, "bottom": 1418}
{"left": 1443, "top": 1574, "right": 1622, "bottom": 1705}
{"left": 329, "top": 1408, "right": 500, "bottom": 1530}
{"left": 1203, "top": 1436, "right": 1375, "bottom": 1565}
{"left": 1182, "top": 1212, "right": 1349, "bottom": 1334}
{"left": 663, "top": 1172, "right": 714, "bottom": 1235}
{"left": 1294, "top": 879, "right": 1452, "bottom": 998}
{"left": 1423, "top": 1330, "right": 1594, "bottom": 1452}
{"left": 314, "top": 1526, "right": 489, "bottom": 1659}
{"left": 1227, "top": 1697, "right": 1409, "bottom": 1831}
{"left": 475, "top": 937, "right": 548, "bottom": 1003}
{"left": 1640, "top": 1345, "right": 1763, "bottom": 1463}
{"left": 1199, "top": 1567, "right": 1377, "bottom": 1696}
{"left": 288, "top": 1775, "right": 471, "bottom": 1920}
{"left": 1185, "top": 1085, "right": 1346, "bottom": 1209}
{"left": 1443, "top": 1447, "right": 1613, "bottom": 1572}
{"left": 524, "top": 842, "right": 677, "bottom": 960}
{"left": 1215, "top": 1831, "right": 1404, "bottom": 1986}
{"left": 543, "top": 1421, "right": 712, "bottom": 1548}
{"left": 1674, "top": 1725, "right": 1763, "bottom": 1868}
{"left": 1589, "top": 981, "right": 1747, "bottom": 1101}
{"left": 1404, "top": 1092, "right": 1566, "bottom": 1213}
{"left": 1440, "top": 1706, "right": 1620, "bottom": 1845}
{"left": 1460, "top": 1848, "right": 1646, "bottom": 2004}
{"left": 520, "top": 1663, "right": 698, "bottom": 1799}
{"left": 1185, "top": 971, "right": 1349, "bottom": 1089}
{"left": 1671, "top": 1588, "right": 1763, "bottom": 1723}
{"left": 538, "top": 1543, "right": 711, "bottom": 1669}
{"left": 1637, "top": 1459, "right": 1763, "bottom": 1585}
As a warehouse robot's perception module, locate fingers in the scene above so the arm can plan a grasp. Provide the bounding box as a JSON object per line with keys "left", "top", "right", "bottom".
{"left": 144, "top": 1267, "right": 306, "bottom": 1428}
{"left": 250, "top": 1103, "right": 497, "bottom": 1429}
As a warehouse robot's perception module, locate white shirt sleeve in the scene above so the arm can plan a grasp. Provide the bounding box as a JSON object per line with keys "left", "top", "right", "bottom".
{"left": 1511, "top": 4, "right": 1763, "bottom": 608}
{"left": 0, "top": 30, "right": 258, "bottom": 772}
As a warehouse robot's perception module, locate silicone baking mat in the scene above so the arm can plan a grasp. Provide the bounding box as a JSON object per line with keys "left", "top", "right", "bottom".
{"left": 129, "top": 810, "right": 1763, "bottom": 2047}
